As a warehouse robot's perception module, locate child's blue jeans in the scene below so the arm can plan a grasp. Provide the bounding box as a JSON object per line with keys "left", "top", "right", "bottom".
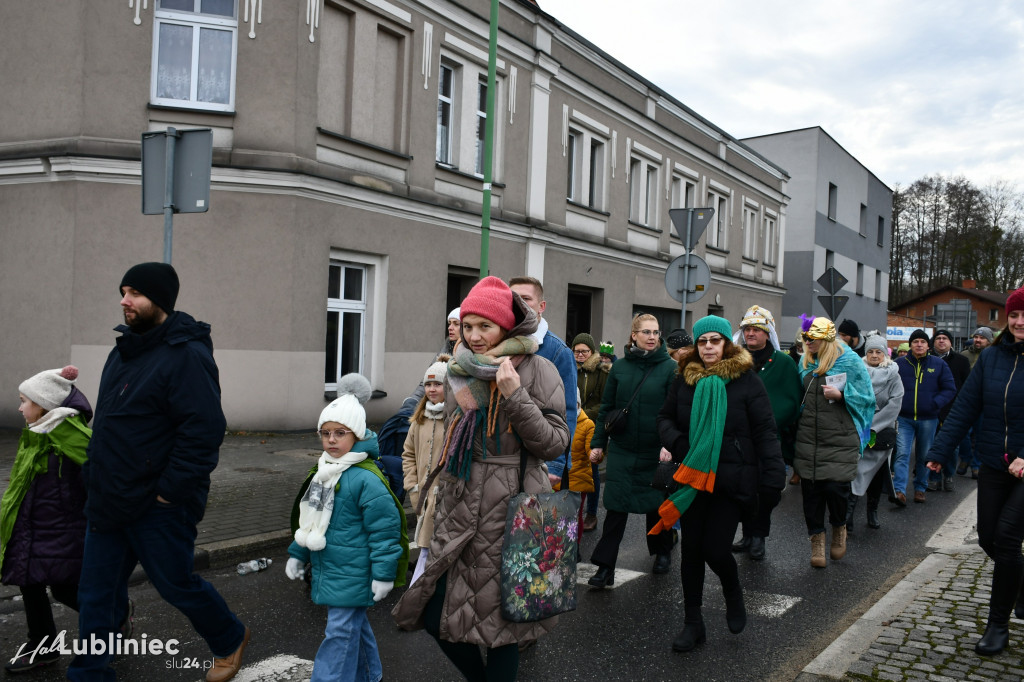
{"left": 311, "top": 606, "right": 382, "bottom": 682}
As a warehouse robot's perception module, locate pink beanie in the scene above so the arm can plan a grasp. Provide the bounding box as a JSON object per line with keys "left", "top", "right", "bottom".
{"left": 460, "top": 276, "right": 516, "bottom": 331}
{"left": 1007, "top": 286, "right": 1024, "bottom": 318}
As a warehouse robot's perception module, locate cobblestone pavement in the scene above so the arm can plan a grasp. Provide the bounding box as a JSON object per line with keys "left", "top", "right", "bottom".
{"left": 845, "top": 546, "right": 1024, "bottom": 681}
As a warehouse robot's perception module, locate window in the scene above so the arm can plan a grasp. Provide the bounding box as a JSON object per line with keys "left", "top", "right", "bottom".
{"left": 588, "top": 139, "right": 604, "bottom": 209}
{"left": 325, "top": 262, "right": 367, "bottom": 390}
{"left": 474, "top": 77, "right": 487, "bottom": 175}
{"left": 671, "top": 177, "right": 696, "bottom": 209}
{"left": 859, "top": 204, "right": 868, "bottom": 237}
{"left": 856, "top": 263, "right": 864, "bottom": 295}
{"left": 825, "top": 249, "right": 835, "bottom": 269}
{"left": 874, "top": 270, "right": 882, "bottom": 301}
{"left": 742, "top": 205, "right": 758, "bottom": 259}
{"left": 707, "top": 190, "right": 728, "bottom": 249}
{"left": 990, "top": 309, "right": 999, "bottom": 322}
{"left": 763, "top": 215, "right": 777, "bottom": 265}
{"left": 436, "top": 64, "right": 455, "bottom": 165}
{"left": 827, "top": 183, "right": 838, "bottom": 221}
{"left": 566, "top": 130, "right": 580, "bottom": 201}
{"left": 152, "top": 0, "right": 237, "bottom": 111}
{"left": 877, "top": 216, "right": 885, "bottom": 246}
{"left": 628, "top": 157, "right": 660, "bottom": 227}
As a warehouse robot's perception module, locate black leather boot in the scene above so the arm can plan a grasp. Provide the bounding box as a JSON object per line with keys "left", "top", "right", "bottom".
{"left": 672, "top": 607, "right": 706, "bottom": 652}
{"left": 724, "top": 585, "right": 747, "bottom": 634}
{"left": 1016, "top": 572, "right": 1024, "bottom": 620}
{"left": 976, "top": 562, "right": 1019, "bottom": 655}
{"left": 588, "top": 565, "right": 615, "bottom": 589}
{"left": 749, "top": 536, "right": 766, "bottom": 561}
{"left": 866, "top": 493, "right": 881, "bottom": 529}
{"left": 731, "top": 535, "right": 751, "bottom": 553}
{"left": 845, "top": 494, "right": 859, "bottom": 533}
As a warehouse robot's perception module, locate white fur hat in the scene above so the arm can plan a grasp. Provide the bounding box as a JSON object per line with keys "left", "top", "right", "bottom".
{"left": 318, "top": 373, "right": 372, "bottom": 439}
{"left": 20, "top": 365, "right": 78, "bottom": 411}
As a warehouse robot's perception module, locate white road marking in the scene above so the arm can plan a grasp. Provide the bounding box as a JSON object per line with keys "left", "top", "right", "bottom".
{"left": 212, "top": 654, "right": 314, "bottom": 682}
{"left": 575, "top": 562, "right": 647, "bottom": 589}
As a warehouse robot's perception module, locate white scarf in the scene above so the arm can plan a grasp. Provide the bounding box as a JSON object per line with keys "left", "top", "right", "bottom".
{"left": 424, "top": 401, "right": 445, "bottom": 419}
{"left": 294, "top": 450, "right": 366, "bottom": 551}
{"left": 28, "top": 407, "right": 79, "bottom": 434}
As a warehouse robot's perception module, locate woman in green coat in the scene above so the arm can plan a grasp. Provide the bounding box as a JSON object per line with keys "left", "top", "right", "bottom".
{"left": 587, "top": 314, "right": 678, "bottom": 587}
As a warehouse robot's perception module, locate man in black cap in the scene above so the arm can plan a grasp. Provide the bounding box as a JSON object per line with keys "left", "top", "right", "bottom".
{"left": 70, "top": 263, "right": 250, "bottom": 682}
{"left": 838, "top": 319, "right": 866, "bottom": 357}
{"left": 930, "top": 329, "right": 972, "bottom": 488}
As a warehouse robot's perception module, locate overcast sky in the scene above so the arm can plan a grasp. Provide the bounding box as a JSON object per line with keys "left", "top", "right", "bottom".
{"left": 539, "top": 0, "right": 1024, "bottom": 190}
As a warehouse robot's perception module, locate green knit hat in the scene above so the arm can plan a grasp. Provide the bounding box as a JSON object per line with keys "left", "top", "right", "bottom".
{"left": 571, "top": 333, "right": 597, "bottom": 352}
{"left": 693, "top": 315, "right": 732, "bottom": 341}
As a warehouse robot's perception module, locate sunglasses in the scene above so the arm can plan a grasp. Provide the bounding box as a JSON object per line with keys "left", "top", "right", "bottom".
{"left": 696, "top": 336, "right": 724, "bottom": 346}
{"left": 317, "top": 428, "right": 353, "bottom": 440}
{"left": 802, "top": 333, "right": 820, "bottom": 342}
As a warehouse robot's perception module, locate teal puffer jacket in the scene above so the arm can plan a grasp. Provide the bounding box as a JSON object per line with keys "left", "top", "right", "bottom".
{"left": 591, "top": 344, "right": 677, "bottom": 513}
{"left": 288, "top": 433, "right": 404, "bottom": 608}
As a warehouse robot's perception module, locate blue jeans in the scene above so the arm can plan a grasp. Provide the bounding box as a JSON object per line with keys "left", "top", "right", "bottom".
{"left": 68, "top": 502, "right": 246, "bottom": 681}
{"left": 894, "top": 416, "right": 938, "bottom": 495}
{"left": 311, "top": 606, "right": 382, "bottom": 682}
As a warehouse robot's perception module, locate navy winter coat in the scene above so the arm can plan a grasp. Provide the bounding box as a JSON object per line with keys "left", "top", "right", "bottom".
{"left": 929, "top": 335, "right": 1024, "bottom": 471}
{"left": 84, "top": 311, "right": 227, "bottom": 531}
{"left": 895, "top": 353, "right": 956, "bottom": 421}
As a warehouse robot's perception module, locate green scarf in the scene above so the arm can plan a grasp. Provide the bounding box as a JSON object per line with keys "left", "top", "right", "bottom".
{"left": 650, "top": 372, "right": 730, "bottom": 535}
{"left": 0, "top": 416, "right": 91, "bottom": 571}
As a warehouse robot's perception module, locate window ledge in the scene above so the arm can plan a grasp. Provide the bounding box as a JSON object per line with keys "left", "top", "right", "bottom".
{"left": 627, "top": 220, "right": 662, "bottom": 233}
{"left": 566, "top": 200, "right": 610, "bottom": 217}
{"left": 434, "top": 163, "right": 506, "bottom": 189}
{"left": 317, "top": 127, "right": 412, "bottom": 161}
{"left": 148, "top": 103, "right": 236, "bottom": 117}
{"left": 706, "top": 245, "right": 729, "bottom": 255}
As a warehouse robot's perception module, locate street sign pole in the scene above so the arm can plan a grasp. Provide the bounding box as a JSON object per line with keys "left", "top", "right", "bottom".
{"left": 162, "top": 127, "right": 178, "bottom": 264}
{"left": 667, "top": 207, "right": 714, "bottom": 332}
{"left": 682, "top": 210, "right": 692, "bottom": 327}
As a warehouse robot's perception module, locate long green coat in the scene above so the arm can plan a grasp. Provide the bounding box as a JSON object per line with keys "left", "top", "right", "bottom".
{"left": 757, "top": 349, "right": 803, "bottom": 463}
{"left": 591, "top": 344, "right": 677, "bottom": 513}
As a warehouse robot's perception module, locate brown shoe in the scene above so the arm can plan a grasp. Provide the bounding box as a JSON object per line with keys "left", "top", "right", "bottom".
{"left": 810, "top": 532, "right": 826, "bottom": 568}
{"left": 789, "top": 472, "right": 801, "bottom": 486}
{"left": 206, "top": 627, "right": 250, "bottom": 682}
{"left": 583, "top": 513, "right": 598, "bottom": 532}
{"left": 914, "top": 491, "right": 926, "bottom": 504}
{"left": 894, "top": 492, "right": 906, "bottom": 507}
{"left": 830, "top": 525, "right": 847, "bottom": 561}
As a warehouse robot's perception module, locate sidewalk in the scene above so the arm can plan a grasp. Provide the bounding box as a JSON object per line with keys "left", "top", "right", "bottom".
{"left": 799, "top": 488, "right": 1024, "bottom": 680}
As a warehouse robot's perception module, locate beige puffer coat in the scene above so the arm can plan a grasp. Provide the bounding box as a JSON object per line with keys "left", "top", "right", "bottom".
{"left": 392, "top": 307, "right": 570, "bottom": 648}
{"left": 402, "top": 410, "right": 446, "bottom": 549}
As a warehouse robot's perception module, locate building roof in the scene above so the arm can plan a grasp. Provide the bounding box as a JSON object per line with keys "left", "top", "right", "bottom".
{"left": 890, "top": 285, "right": 1009, "bottom": 311}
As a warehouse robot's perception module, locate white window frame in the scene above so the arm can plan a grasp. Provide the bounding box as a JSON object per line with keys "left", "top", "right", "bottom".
{"left": 325, "top": 251, "right": 388, "bottom": 393}
{"left": 671, "top": 175, "right": 697, "bottom": 209}
{"left": 437, "top": 53, "right": 504, "bottom": 178}
{"left": 565, "top": 112, "right": 609, "bottom": 211}
{"left": 436, "top": 63, "right": 456, "bottom": 165}
{"left": 151, "top": 0, "right": 238, "bottom": 112}
{"left": 707, "top": 188, "right": 729, "bottom": 250}
{"left": 566, "top": 129, "right": 580, "bottom": 202}
{"left": 742, "top": 203, "right": 758, "bottom": 260}
{"left": 587, "top": 137, "right": 605, "bottom": 210}
{"left": 629, "top": 155, "right": 660, "bottom": 228}
{"left": 763, "top": 213, "right": 778, "bottom": 266}
{"left": 474, "top": 76, "right": 487, "bottom": 175}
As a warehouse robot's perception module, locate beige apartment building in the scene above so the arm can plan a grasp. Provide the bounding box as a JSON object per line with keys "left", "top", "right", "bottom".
{"left": 0, "top": 0, "right": 788, "bottom": 428}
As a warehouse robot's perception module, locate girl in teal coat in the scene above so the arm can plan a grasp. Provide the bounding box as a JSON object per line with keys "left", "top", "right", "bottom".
{"left": 286, "top": 380, "right": 408, "bottom": 682}
{"left": 587, "top": 314, "right": 678, "bottom": 587}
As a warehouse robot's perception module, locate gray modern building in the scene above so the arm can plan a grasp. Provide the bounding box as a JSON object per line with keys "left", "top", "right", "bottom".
{"left": 744, "top": 127, "right": 892, "bottom": 346}
{"left": 0, "top": 0, "right": 789, "bottom": 428}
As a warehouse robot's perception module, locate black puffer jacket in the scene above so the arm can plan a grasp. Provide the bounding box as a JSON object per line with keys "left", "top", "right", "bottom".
{"left": 657, "top": 346, "right": 785, "bottom": 511}
{"left": 84, "top": 311, "right": 226, "bottom": 530}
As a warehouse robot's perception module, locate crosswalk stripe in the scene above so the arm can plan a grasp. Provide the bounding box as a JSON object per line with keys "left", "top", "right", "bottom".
{"left": 220, "top": 654, "right": 313, "bottom": 682}
{"left": 575, "top": 562, "right": 647, "bottom": 589}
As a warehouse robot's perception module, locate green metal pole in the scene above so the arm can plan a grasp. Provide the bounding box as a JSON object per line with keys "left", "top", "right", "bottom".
{"left": 479, "top": 0, "right": 498, "bottom": 279}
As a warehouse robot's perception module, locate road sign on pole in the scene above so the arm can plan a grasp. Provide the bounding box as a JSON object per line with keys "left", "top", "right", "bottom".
{"left": 141, "top": 127, "right": 213, "bottom": 264}
{"left": 665, "top": 254, "right": 711, "bottom": 304}
{"left": 668, "top": 207, "right": 714, "bottom": 251}
{"left": 816, "top": 267, "right": 848, "bottom": 295}
{"left": 818, "top": 294, "right": 849, "bottom": 320}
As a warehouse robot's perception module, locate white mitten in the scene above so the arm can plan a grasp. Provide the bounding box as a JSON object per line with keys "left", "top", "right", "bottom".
{"left": 285, "top": 557, "right": 306, "bottom": 581}
{"left": 371, "top": 580, "right": 394, "bottom": 602}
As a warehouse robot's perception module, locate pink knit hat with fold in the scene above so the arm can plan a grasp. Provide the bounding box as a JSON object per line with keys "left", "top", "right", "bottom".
{"left": 460, "top": 276, "right": 515, "bottom": 331}
{"left": 1007, "top": 286, "right": 1024, "bottom": 318}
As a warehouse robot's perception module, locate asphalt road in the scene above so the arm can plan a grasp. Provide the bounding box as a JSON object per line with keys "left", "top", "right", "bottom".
{"left": 0, "top": 473, "right": 973, "bottom": 681}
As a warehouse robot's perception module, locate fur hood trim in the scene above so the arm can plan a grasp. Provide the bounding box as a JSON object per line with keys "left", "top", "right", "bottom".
{"left": 579, "top": 353, "right": 602, "bottom": 373}
{"left": 682, "top": 346, "right": 753, "bottom": 386}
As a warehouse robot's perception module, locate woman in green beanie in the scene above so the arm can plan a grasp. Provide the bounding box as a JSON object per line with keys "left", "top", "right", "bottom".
{"left": 655, "top": 315, "right": 785, "bottom": 652}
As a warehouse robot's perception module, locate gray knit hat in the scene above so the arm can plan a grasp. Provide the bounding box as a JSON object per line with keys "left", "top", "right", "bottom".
{"left": 973, "top": 327, "right": 994, "bottom": 343}
{"left": 864, "top": 335, "right": 888, "bottom": 354}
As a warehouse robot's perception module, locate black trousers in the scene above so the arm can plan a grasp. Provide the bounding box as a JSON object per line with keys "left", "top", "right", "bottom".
{"left": 801, "top": 479, "right": 850, "bottom": 535}
{"left": 976, "top": 465, "right": 1024, "bottom": 623}
{"left": 679, "top": 493, "right": 742, "bottom": 610}
{"left": 590, "top": 509, "right": 672, "bottom": 570}
{"left": 739, "top": 489, "right": 782, "bottom": 538}
{"left": 20, "top": 583, "right": 79, "bottom": 646}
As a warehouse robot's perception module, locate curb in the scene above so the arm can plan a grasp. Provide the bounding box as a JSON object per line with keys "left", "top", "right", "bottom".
{"left": 194, "top": 529, "right": 295, "bottom": 571}
{"left": 798, "top": 488, "right": 979, "bottom": 680}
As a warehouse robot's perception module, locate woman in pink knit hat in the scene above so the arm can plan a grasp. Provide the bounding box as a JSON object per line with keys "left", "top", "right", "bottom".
{"left": 393, "top": 276, "right": 570, "bottom": 680}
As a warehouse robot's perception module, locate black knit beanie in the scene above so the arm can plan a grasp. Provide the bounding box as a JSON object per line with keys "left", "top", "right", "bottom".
{"left": 908, "top": 329, "right": 931, "bottom": 346}
{"left": 837, "top": 319, "right": 860, "bottom": 337}
{"left": 120, "top": 262, "right": 180, "bottom": 313}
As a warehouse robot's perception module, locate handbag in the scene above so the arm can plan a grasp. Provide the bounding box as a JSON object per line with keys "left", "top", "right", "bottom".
{"left": 870, "top": 426, "right": 898, "bottom": 451}
{"left": 499, "top": 451, "right": 581, "bottom": 623}
{"left": 650, "top": 460, "right": 681, "bottom": 493}
{"left": 604, "top": 366, "right": 656, "bottom": 435}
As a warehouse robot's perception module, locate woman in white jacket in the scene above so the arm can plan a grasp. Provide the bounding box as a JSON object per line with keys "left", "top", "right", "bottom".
{"left": 848, "top": 335, "right": 904, "bottom": 530}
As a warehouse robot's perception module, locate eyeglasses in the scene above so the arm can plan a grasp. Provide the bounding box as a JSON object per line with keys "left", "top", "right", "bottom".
{"left": 573, "top": 349, "right": 592, "bottom": 356}
{"left": 317, "top": 428, "right": 353, "bottom": 440}
{"left": 696, "top": 336, "right": 724, "bottom": 346}
{"left": 636, "top": 329, "right": 661, "bottom": 337}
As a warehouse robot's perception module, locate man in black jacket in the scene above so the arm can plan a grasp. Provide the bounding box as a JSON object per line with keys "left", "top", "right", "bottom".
{"left": 930, "top": 329, "right": 973, "bottom": 491}
{"left": 70, "top": 263, "right": 249, "bottom": 682}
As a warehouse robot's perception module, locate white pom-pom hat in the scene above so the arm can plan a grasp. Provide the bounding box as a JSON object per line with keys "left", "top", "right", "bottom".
{"left": 318, "top": 373, "right": 372, "bottom": 439}
{"left": 19, "top": 365, "right": 79, "bottom": 411}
